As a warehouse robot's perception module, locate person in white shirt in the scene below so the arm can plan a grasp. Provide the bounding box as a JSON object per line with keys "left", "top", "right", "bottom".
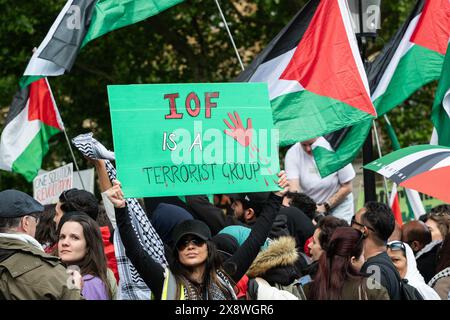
{"left": 284, "top": 137, "right": 355, "bottom": 224}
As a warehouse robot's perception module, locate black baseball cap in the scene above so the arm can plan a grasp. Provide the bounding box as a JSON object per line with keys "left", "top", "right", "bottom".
{"left": 228, "top": 192, "right": 270, "bottom": 214}
{"left": 0, "top": 189, "right": 44, "bottom": 218}
{"left": 171, "top": 220, "right": 212, "bottom": 249}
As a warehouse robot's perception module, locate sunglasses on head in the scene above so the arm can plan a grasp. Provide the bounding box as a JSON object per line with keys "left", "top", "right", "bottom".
{"left": 351, "top": 216, "right": 375, "bottom": 232}
{"left": 60, "top": 188, "right": 77, "bottom": 203}
{"left": 387, "top": 241, "right": 406, "bottom": 253}
{"left": 176, "top": 236, "right": 206, "bottom": 251}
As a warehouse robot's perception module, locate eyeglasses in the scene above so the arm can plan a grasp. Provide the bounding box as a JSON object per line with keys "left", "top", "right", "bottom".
{"left": 387, "top": 241, "right": 406, "bottom": 253}
{"left": 176, "top": 236, "right": 206, "bottom": 251}
{"left": 351, "top": 216, "right": 375, "bottom": 232}
{"left": 352, "top": 229, "right": 366, "bottom": 250}
{"left": 27, "top": 213, "right": 40, "bottom": 224}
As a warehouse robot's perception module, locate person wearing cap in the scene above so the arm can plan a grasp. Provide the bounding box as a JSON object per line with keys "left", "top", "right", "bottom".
{"left": 106, "top": 171, "right": 289, "bottom": 300}
{"left": 284, "top": 137, "right": 355, "bottom": 224}
{"left": 0, "top": 189, "right": 83, "bottom": 300}
{"left": 229, "top": 192, "right": 271, "bottom": 225}
{"left": 182, "top": 191, "right": 276, "bottom": 236}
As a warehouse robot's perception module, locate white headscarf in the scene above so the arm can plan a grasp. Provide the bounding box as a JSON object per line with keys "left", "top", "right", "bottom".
{"left": 389, "top": 241, "right": 441, "bottom": 300}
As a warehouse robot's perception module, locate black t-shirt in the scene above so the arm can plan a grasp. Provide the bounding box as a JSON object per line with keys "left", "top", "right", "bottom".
{"left": 361, "top": 251, "right": 401, "bottom": 300}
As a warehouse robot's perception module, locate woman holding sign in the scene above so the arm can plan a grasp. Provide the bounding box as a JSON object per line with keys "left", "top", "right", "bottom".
{"left": 106, "top": 171, "right": 289, "bottom": 300}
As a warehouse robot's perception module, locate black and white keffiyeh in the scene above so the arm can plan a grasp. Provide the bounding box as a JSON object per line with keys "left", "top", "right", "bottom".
{"left": 71, "top": 132, "right": 116, "bottom": 160}
{"left": 181, "top": 270, "right": 237, "bottom": 300}
{"left": 72, "top": 133, "right": 168, "bottom": 300}
{"left": 428, "top": 267, "right": 450, "bottom": 288}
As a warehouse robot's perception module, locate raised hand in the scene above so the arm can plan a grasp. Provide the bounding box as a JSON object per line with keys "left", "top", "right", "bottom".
{"left": 105, "top": 180, "right": 126, "bottom": 208}
{"left": 223, "top": 111, "right": 253, "bottom": 147}
{"left": 274, "top": 170, "right": 289, "bottom": 197}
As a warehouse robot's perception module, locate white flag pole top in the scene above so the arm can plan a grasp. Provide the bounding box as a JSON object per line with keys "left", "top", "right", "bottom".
{"left": 214, "top": 0, "right": 245, "bottom": 71}
{"left": 372, "top": 119, "right": 390, "bottom": 203}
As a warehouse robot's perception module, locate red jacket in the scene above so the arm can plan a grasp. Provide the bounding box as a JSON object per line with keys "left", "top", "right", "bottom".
{"left": 100, "top": 226, "right": 119, "bottom": 283}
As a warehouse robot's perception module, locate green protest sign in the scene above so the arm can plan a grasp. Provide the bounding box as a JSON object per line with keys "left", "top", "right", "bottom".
{"left": 108, "top": 83, "right": 280, "bottom": 198}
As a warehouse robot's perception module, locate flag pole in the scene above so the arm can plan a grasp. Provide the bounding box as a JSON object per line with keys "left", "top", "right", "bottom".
{"left": 384, "top": 114, "right": 425, "bottom": 220}
{"left": 43, "top": 72, "right": 86, "bottom": 191}
{"left": 213, "top": 0, "right": 245, "bottom": 71}
{"left": 62, "top": 129, "right": 86, "bottom": 190}
{"left": 354, "top": 0, "right": 377, "bottom": 203}
{"left": 372, "top": 120, "right": 390, "bottom": 203}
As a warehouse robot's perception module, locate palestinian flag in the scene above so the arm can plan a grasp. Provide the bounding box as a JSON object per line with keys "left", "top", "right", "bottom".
{"left": 312, "top": 121, "right": 372, "bottom": 177}
{"left": 313, "top": 0, "right": 450, "bottom": 178}
{"left": 236, "top": 0, "right": 376, "bottom": 146}
{"left": 370, "top": 0, "right": 449, "bottom": 116}
{"left": 81, "top": 0, "right": 184, "bottom": 46}
{"left": 365, "top": 145, "right": 450, "bottom": 204}
{"left": 431, "top": 45, "right": 450, "bottom": 146}
{"left": 23, "top": 0, "right": 184, "bottom": 77}
{"left": 0, "top": 78, "right": 64, "bottom": 181}
{"left": 384, "top": 114, "right": 425, "bottom": 219}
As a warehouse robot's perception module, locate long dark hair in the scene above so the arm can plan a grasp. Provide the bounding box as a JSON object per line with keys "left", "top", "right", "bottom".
{"left": 58, "top": 213, "right": 112, "bottom": 299}
{"left": 309, "top": 227, "right": 365, "bottom": 300}
{"left": 437, "top": 233, "right": 450, "bottom": 273}
{"left": 35, "top": 204, "right": 58, "bottom": 246}
{"left": 171, "top": 240, "right": 233, "bottom": 299}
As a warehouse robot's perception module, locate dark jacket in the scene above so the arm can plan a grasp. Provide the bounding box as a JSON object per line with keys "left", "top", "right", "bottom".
{"left": 115, "top": 193, "right": 283, "bottom": 300}
{"left": 246, "top": 236, "right": 303, "bottom": 299}
{"left": 275, "top": 206, "right": 315, "bottom": 251}
{"left": 247, "top": 236, "right": 300, "bottom": 285}
{"left": 416, "top": 240, "right": 441, "bottom": 283}
{"left": 361, "top": 252, "right": 402, "bottom": 300}
{"left": 0, "top": 237, "right": 82, "bottom": 300}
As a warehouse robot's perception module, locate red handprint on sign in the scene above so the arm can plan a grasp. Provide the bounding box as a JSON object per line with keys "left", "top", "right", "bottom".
{"left": 223, "top": 112, "right": 253, "bottom": 147}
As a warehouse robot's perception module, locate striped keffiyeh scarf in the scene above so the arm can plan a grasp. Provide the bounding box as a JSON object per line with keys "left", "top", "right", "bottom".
{"left": 428, "top": 267, "right": 450, "bottom": 288}
{"left": 72, "top": 133, "right": 168, "bottom": 300}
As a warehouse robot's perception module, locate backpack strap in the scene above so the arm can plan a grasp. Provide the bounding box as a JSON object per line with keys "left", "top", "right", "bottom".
{"left": 246, "top": 278, "right": 259, "bottom": 300}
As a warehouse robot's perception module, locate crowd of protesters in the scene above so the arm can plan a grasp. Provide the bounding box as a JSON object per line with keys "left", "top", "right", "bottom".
{"left": 1, "top": 136, "right": 449, "bottom": 300}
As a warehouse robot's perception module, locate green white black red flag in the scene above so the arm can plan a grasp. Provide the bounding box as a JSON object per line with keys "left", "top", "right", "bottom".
{"left": 237, "top": 0, "right": 376, "bottom": 146}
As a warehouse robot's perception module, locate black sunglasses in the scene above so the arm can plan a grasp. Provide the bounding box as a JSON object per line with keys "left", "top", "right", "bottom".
{"left": 387, "top": 241, "right": 406, "bottom": 253}
{"left": 176, "top": 236, "right": 206, "bottom": 251}
{"left": 351, "top": 216, "right": 375, "bottom": 232}
{"left": 353, "top": 228, "right": 367, "bottom": 247}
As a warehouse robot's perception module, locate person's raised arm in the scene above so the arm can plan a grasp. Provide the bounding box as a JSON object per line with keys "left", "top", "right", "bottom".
{"left": 105, "top": 180, "right": 165, "bottom": 299}
{"left": 223, "top": 171, "right": 289, "bottom": 282}
{"left": 91, "top": 159, "right": 113, "bottom": 192}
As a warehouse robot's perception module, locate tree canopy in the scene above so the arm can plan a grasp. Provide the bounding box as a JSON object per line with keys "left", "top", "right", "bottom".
{"left": 0, "top": 0, "right": 436, "bottom": 192}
